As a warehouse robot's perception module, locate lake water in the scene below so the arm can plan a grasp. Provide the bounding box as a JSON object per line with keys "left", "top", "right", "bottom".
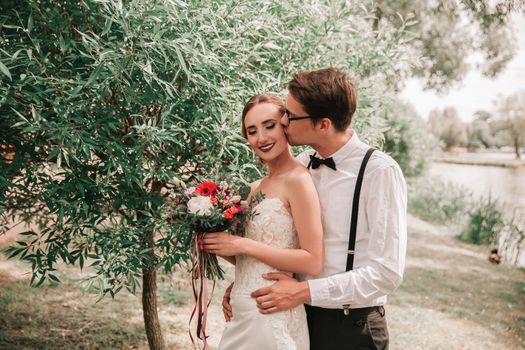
{"left": 429, "top": 162, "right": 525, "bottom": 211}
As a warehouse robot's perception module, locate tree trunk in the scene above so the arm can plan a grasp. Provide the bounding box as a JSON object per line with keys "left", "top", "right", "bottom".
{"left": 513, "top": 137, "right": 521, "bottom": 159}
{"left": 141, "top": 179, "right": 166, "bottom": 350}
{"left": 142, "top": 235, "right": 166, "bottom": 350}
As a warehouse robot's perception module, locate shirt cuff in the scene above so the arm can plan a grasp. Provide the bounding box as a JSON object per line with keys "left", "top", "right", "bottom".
{"left": 307, "top": 278, "right": 331, "bottom": 307}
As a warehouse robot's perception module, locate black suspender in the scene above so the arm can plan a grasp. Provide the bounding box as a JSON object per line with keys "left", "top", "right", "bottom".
{"left": 342, "top": 148, "right": 375, "bottom": 315}
{"left": 345, "top": 148, "right": 375, "bottom": 272}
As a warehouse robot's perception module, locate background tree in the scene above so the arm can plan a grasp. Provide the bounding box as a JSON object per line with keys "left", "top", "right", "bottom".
{"left": 370, "top": 0, "right": 524, "bottom": 91}
{"left": 465, "top": 110, "right": 495, "bottom": 150}
{"left": 492, "top": 90, "right": 525, "bottom": 158}
{"left": 380, "top": 97, "right": 436, "bottom": 177}
{"left": 0, "top": 0, "right": 413, "bottom": 348}
{"left": 428, "top": 106, "right": 468, "bottom": 150}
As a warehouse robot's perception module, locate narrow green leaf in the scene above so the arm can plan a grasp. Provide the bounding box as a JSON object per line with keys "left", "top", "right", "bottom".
{"left": 31, "top": 105, "right": 40, "bottom": 122}
{"left": 27, "top": 14, "right": 34, "bottom": 32}
{"left": 19, "top": 231, "right": 37, "bottom": 236}
{"left": 34, "top": 274, "right": 46, "bottom": 287}
{"left": 0, "top": 61, "right": 12, "bottom": 80}
{"left": 6, "top": 247, "right": 22, "bottom": 259}
{"left": 48, "top": 274, "right": 60, "bottom": 283}
{"left": 173, "top": 46, "right": 190, "bottom": 79}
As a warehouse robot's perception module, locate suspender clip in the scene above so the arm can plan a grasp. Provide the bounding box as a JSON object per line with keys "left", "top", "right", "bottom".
{"left": 343, "top": 304, "right": 350, "bottom": 316}
{"left": 347, "top": 250, "right": 355, "bottom": 255}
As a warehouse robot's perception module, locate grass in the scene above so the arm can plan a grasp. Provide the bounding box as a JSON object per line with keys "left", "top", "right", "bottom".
{"left": 0, "top": 265, "right": 147, "bottom": 350}
{"left": 391, "top": 226, "right": 525, "bottom": 347}
{"left": 0, "top": 259, "right": 192, "bottom": 350}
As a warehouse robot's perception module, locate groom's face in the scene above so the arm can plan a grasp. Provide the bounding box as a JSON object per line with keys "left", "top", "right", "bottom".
{"left": 282, "top": 93, "right": 316, "bottom": 146}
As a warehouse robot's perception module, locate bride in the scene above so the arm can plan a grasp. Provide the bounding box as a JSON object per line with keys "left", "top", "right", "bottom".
{"left": 202, "top": 93, "right": 324, "bottom": 350}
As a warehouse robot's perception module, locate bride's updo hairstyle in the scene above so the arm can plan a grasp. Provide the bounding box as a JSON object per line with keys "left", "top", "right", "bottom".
{"left": 241, "top": 94, "right": 286, "bottom": 139}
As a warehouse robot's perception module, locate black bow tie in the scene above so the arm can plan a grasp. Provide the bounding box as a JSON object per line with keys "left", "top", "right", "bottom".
{"left": 308, "top": 154, "right": 337, "bottom": 170}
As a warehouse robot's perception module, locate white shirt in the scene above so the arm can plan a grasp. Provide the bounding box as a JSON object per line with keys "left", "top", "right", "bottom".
{"left": 297, "top": 132, "right": 407, "bottom": 309}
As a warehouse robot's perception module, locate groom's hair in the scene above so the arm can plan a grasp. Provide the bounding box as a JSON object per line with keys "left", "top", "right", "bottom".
{"left": 288, "top": 67, "right": 357, "bottom": 131}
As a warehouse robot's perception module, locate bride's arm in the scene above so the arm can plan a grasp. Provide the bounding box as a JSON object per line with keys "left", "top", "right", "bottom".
{"left": 204, "top": 169, "right": 324, "bottom": 275}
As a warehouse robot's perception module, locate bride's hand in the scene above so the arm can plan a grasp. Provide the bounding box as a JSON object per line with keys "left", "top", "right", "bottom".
{"left": 202, "top": 232, "right": 246, "bottom": 256}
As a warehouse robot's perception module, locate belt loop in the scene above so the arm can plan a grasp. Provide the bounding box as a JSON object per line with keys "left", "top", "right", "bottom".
{"left": 343, "top": 304, "right": 350, "bottom": 316}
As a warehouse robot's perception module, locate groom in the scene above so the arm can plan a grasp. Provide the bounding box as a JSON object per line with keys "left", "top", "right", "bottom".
{"left": 224, "top": 67, "right": 407, "bottom": 349}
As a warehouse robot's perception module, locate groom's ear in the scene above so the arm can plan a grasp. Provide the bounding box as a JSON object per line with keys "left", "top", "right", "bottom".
{"left": 316, "top": 118, "right": 332, "bottom": 133}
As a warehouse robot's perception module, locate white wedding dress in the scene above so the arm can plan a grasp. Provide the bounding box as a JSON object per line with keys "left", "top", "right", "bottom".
{"left": 218, "top": 198, "right": 310, "bottom": 350}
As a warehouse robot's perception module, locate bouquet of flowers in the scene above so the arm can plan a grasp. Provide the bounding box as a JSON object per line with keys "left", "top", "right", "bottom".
{"left": 169, "top": 179, "right": 250, "bottom": 349}
{"left": 182, "top": 180, "right": 249, "bottom": 280}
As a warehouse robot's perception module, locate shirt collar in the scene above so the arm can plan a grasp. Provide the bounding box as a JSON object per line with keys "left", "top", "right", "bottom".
{"left": 325, "top": 130, "right": 360, "bottom": 165}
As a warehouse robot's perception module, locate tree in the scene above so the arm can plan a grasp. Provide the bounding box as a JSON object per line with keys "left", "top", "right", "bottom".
{"left": 380, "top": 97, "right": 436, "bottom": 177}
{"left": 428, "top": 107, "right": 467, "bottom": 150}
{"left": 493, "top": 90, "right": 525, "bottom": 159}
{"left": 370, "top": 0, "right": 524, "bottom": 91}
{"left": 0, "top": 1, "right": 411, "bottom": 348}
{"left": 465, "top": 110, "right": 495, "bottom": 149}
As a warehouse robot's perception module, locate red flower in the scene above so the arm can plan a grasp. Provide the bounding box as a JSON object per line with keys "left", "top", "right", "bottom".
{"left": 223, "top": 204, "right": 241, "bottom": 220}
{"left": 195, "top": 181, "right": 219, "bottom": 197}
{"left": 230, "top": 204, "right": 241, "bottom": 214}
{"left": 210, "top": 196, "right": 219, "bottom": 206}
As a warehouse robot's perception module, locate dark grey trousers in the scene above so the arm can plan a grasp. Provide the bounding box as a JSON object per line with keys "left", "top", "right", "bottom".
{"left": 305, "top": 305, "right": 389, "bottom": 350}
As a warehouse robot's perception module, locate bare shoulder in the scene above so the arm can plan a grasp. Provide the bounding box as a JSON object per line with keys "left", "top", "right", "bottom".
{"left": 249, "top": 179, "right": 264, "bottom": 195}
{"left": 289, "top": 162, "right": 311, "bottom": 179}
{"left": 285, "top": 163, "right": 314, "bottom": 190}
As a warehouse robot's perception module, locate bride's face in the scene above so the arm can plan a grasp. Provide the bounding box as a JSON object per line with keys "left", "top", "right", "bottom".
{"left": 243, "top": 103, "right": 288, "bottom": 163}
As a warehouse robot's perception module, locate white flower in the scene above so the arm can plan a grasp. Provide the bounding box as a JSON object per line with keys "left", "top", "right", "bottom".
{"left": 231, "top": 195, "right": 241, "bottom": 204}
{"left": 187, "top": 196, "right": 213, "bottom": 216}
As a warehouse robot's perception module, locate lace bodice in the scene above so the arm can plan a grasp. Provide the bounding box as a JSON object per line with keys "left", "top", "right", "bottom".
{"left": 231, "top": 197, "right": 299, "bottom": 296}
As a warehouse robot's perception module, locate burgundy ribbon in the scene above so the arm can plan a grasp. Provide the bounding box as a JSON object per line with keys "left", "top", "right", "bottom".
{"left": 189, "top": 233, "right": 215, "bottom": 350}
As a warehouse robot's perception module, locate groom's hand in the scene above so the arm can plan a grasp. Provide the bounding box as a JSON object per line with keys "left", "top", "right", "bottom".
{"left": 250, "top": 272, "right": 311, "bottom": 314}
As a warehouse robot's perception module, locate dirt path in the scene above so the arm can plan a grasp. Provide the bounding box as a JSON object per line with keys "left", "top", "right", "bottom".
{"left": 1, "top": 215, "right": 524, "bottom": 349}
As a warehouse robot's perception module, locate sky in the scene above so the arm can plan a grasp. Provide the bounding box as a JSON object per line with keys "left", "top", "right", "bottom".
{"left": 400, "top": 13, "right": 525, "bottom": 122}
